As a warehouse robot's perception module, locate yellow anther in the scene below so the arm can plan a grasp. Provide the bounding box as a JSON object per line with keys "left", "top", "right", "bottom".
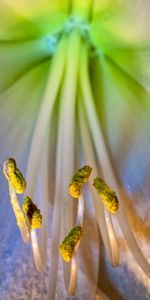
{"left": 3, "top": 158, "right": 26, "bottom": 194}
{"left": 93, "top": 177, "right": 119, "bottom": 213}
{"left": 22, "top": 196, "right": 42, "bottom": 229}
{"left": 59, "top": 225, "right": 82, "bottom": 262}
{"left": 68, "top": 165, "right": 92, "bottom": 198}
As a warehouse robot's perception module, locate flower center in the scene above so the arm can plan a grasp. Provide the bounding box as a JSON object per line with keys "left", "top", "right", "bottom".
{"left": 44, "top": 15, "right": 97, "bottom": 59}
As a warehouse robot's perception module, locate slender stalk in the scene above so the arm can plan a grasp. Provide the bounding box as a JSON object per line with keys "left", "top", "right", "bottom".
{"left": 47, "top": 30, "right": 81, "bottom": 299}
{"left": 79, "top": 46, "right": 120, "bottom": 267}
{"left": 68, "top": 192, "right": 85, "bottom": 295}
{"left": 60, "top": 30, "right": 82, "bottom": 292}
{"left": 47, "top": 101, "right": 64, "bottom": 299}
{"left": 80, "top": 46, "right": 150, "bottom": 276}
{"left": 8, "top": 182, "right": 30, "bottom": 243}
{"left": 39, "top": 137, "right": 50, "bottom": 267}
{"left": 25, "top": 37, "right": 67, "bottom": 275}
{"left": 78, "top": 100, "right": 118, "bottom": 266}
{"left": 76, "top": 193, "right": 85, "bottom": 226}
{"left": 31, "top": 229, "right": 44, "bottom": 272}
{"left": 31, "top": 114, "right": 51, "bottom": 273}
{"left": 68, "top": 256, "right": 78, "bottom": 295}
{"left": 78, "top": 105, "right": 105, "bottom": 299}
{"left": 25, "top": 36, "right": 67, "bottom": 198}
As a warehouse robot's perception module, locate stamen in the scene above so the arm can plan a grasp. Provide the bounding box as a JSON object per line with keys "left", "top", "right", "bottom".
{"left": 79, "top": 48, "right": 120, "bottom": 267}
{"left": 24, "top": 36, "right": 67, "bottom": 278}
{"left": 79, "top": 105, "right": 120, "bottom": 266}
{"left": 60, "top": 164, "right": 89, "bottom": 295}
{"left": 68, "top": 165, "right": 92, "bottom": 198}
{"left": 68, "top": 192, "right": 85, "bottom": 295}
{"left": 65, "top": 166, "right": 89, "bottom": 295}
{"left": 60, "top": 225, "right": 82, "bottom": 262}
{"left": 3, "top": 158, "right": 44, "bottom": 269}
{"left": 48, "top": 30, "right": 81, "bottom": 299}
{"left": 3, "top": 159, "right": 30, "bottom": 243}
{"left": 3, "top": 158, "right": 26, "bottom": 194}
{"left": 93, "top": 177, "right": 119, "bottom": 213}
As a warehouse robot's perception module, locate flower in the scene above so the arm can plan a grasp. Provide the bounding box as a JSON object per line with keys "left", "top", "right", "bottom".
{"left": 0, "top": 1, "right": 150, "bottom": 299}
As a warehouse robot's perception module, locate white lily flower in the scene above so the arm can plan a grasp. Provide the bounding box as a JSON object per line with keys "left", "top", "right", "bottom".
{"left": 0, "top": 1, "right": 150, "bottom": 299}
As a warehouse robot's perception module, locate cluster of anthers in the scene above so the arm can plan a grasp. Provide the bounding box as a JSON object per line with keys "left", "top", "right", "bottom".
{"left": 59, "top": 165, "right": 119, "bottom": 295}
{"left": 3, "top": 158, "right": 43, "bottom": 272}
{"left": 3, "top": 159, "right": 119, "bottom": 295}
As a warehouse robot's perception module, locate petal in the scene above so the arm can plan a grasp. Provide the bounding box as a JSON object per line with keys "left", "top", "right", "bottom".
{"left": 90, "top": 54, "right": 150, "bottom": 178}
{"left": 0, "top": 38, "right": 53, "bottom": 93}
{"left": 89, "top": 49, "right": 150, "bottom": 299}
{"left": 0, "top": 58, "right": 50, "bottom": 164}
{"left": 106, "top": 44, "right": 150, "bottom": 92}
{"left": 0, "top": 60, "right": 51, "bottom": 298}
{"left": 91, "top": 0, "right": 150, "bottom": 50}
{"left": 0, "top": 0, "right": 70, "bottom": 40}
{"left": 92, "top": 0, "right": 123, "bottom": 20}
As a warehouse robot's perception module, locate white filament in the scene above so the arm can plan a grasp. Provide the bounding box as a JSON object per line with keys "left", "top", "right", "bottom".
{"left": 26, "top": 37, "right": 67, "bottom": 197}
{"left": 68, "top": 256, "right": 78, "bottom": 296}
{"left": 48, "top": 30, "right": 81, "bottom": 299}
{"left": 78, "top": 100, "right": 118, "bottom": 266}
{"left": 68, "top": 192, "right": 85, "bottom": 296}
{"left": 79, "top": 47, "right": 120, "bottom": 267}
{"left": 31, "top": 229, "right": 44, "bottom": 272}
{"left": 25, "top": 38, "right": 67, "bottom": 273}
{"left": 31, "top": 130, "right": 50, "bottom": 272}
{"left": 76, "top": 193, "right": 85, "bottom": 226}
{"left": 8, "top": 182, "right": 30, "bottom": 243}
{"left": 39, "top": 137, "right": 50, "bottom": 267}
